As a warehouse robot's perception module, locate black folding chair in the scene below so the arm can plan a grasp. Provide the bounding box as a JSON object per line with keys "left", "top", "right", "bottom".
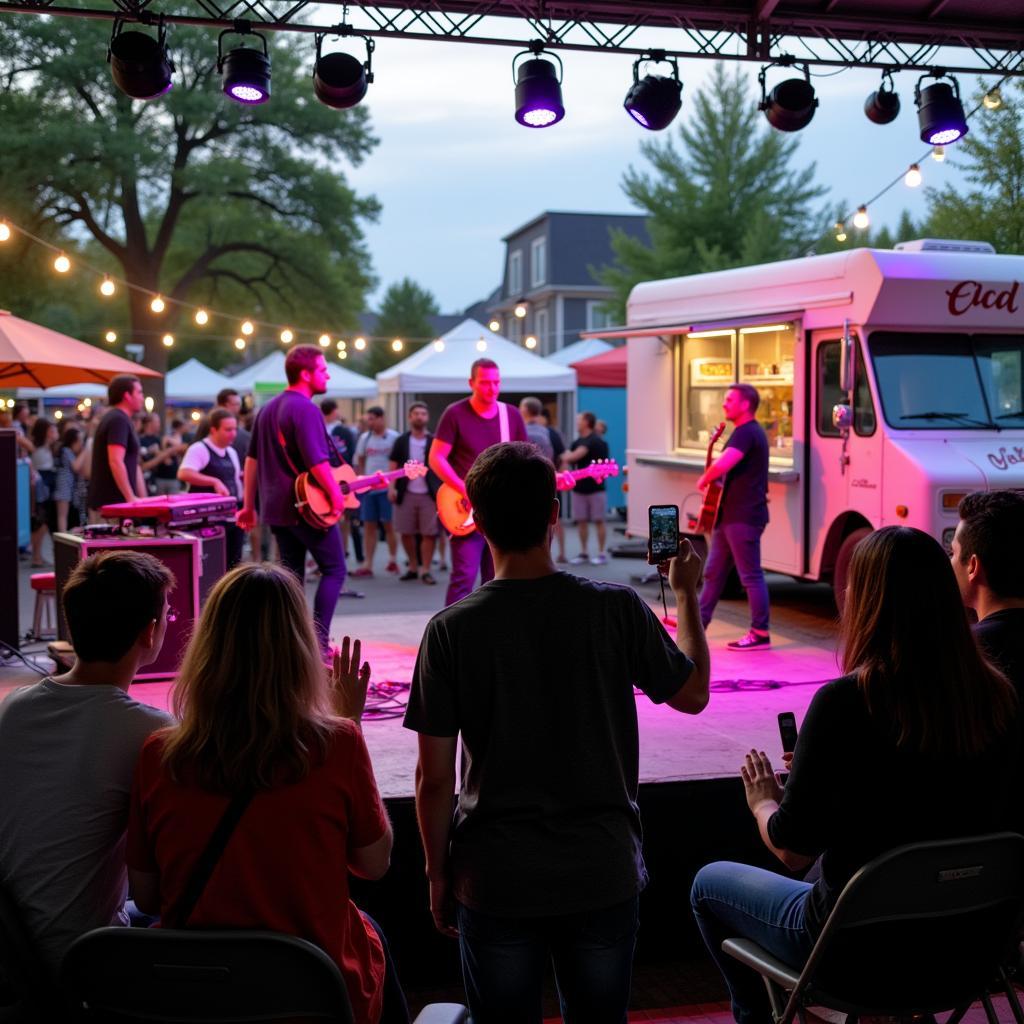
{"left": 62, "top": 926, "right": 469, "bottom": 1024}
{"left": 721, "top": 832, "right": 1024, "bottom": 1024}
{"left": 0, "top": 879, "right": 61, "bottom": 1021}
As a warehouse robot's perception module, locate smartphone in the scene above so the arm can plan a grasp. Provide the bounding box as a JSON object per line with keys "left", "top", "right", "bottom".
{"left": 648, "top": 504, "right": 679, "bottom": 565}
{"left": 778, "top": 711, "right": 798, "bottom": 754}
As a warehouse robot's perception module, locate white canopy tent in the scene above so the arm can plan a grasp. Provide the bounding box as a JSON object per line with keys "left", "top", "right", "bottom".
{"left": 229, "top": 350, "right": 377, "bottom": 399}
{"left": 16, "top": 380, "right": 109, "bottom": 401}
{"left": 546, "top": 337, "right": 612, "bottom": 365}
{"left": 165, "top": 358, "right": 235, "bottom": 405}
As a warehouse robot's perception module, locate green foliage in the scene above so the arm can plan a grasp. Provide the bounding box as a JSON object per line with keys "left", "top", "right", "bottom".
{"left": 0, "top": 11, "right": 379, "bottom": 399}
{"left": 359, "top": 277, "right": 440, "bottom": 375}
{"left": 923, "top": 80, "right": 1024, "bottom": 253}
{"left": 596, "top": 62, "right": 830, "bottom": 319}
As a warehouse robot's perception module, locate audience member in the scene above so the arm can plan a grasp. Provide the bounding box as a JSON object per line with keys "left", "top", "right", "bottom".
{"left": 126, "top": 564, "right": 406, "bottom": 1024}
{"left": 519, "top": 397, "right": 568, "bottom": 563}
{"left": 178, "top": 408, "right": 245, "bottom": 569}
{"left": 353, "top": 406, "right": 399, "bottom": 578}
{"left": 88, "top": 375, "right": 147, "bottom": 514}
{"left": 11, "top": 401, "right": 35, "bottom": 456}
{"left": 29, "top": 417, "right": 58, "bottom": 566}
{"left": 953, "top": 490, "right": 1024, "bottom": 697}
{"left": 561, "top": 410, "right": 611, "bottom": 565}
{"left": 196, "top": 389, "right": 251, "bottom": 466}
{"left": 388, "top": 403, "right": 441, "bottom": 584}
{"left": 691, "top": 526, "right": 1019, "bottom": 1024}
{"left": 322, "top": 399, "right": 364, "bottom": 566}
{"left": 406, "top": 441, "right": 710, "bottom": 1023}
{"left": 0, "top": 551, "right": 174, "bottom": 976}
{"left": 53, "top": 424, "right": 87, "bottom": 533}
{"left": 138, "top": 413, "right": 180, "bottom": 494}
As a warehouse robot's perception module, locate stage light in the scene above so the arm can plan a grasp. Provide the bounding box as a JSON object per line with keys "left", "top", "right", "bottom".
{"left": 99, "top": 276, "right": 116, "bottom": 297}
{"left": 915, "top": 72, "right": 968, "bottom": 145}
{"left": 853, "top": 206, "right": 870, "bottom": 230}
{"left": 280, "top": 328, "right": 294, "bottom": 343}
{"left": 864, "top": 71, "right": 900, "bottom": 125}
{"left": 525, "top": 335, "right": 538, "bottom": 349}
{"left": 476, "top": 339, "right": 488, "bottom": 352}
{"left": 624, "top": 52, "right": 682, "bottom": 131}
{"left": 313, "top": 33, "right": 374, "bottom": 109}
{"left": 488, "top": 319, "right": 500, "bottom": 332}
{"left": 108, "top": 19, "right": 174, "bottom": 100}
{"left": 354, "top": 336, "right": 366, "bottom": 350}
{"left": 0, "top": 222, "right": 10, "bottom": 242}
{"left": 904, "top": 163, "right": 922, "bottom": 188}
{"left": 983, "top": 87, "right": 1002, "bottom": 110}
{"left": 513, "top": 47, "right": 564, "bottom": 128}
{"left": 150, "top": 295, "right": 165, "bottom": 314}
{"left": 758, "top": 61, "right": 817, "bottom": 132}
{"left": 241, "top": 319, "right": 254, "bottom": 336}
{"left": 433, "top": 339, "right": 445, "bottom": 352}
{"left": 234, "top": 337, "right": 246, "bottom": 350}
{"left": 104, "top": 330, "right": 117, "bottom": 343}
{"left": 318, "top": 333, "right": 331, "bottom": 348}
{"left": 834, "top": 222, "right": 847, "bottom": 243}
{"left": 932, "top": 145, "right": 946, "bottom": 162}
{"left": 391, "top": 339, "right": 404, "bottom": 352}
{"left": 219, "top": 28, "right": 271, "bottom": 105}
{"left": 53, "top": 252, "right": 71, "bottom": 274}
{"left": 195, "top": 308, "right": 209, "bottom": 326}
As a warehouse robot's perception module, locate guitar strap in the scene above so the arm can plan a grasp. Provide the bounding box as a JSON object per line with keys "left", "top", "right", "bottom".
{"left": 498, "top": 402, "right": 510, "bottom": 443}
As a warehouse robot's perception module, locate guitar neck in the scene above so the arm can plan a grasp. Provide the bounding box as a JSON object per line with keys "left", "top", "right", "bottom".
{"left": 342, "top": 467, "right": 409, "bottom": 494}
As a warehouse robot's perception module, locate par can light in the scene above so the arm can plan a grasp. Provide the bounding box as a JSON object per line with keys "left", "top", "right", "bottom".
{"left": 915, "top": 72, "right": 968, "bottom": 146}
{"left": 219, "top": 28, "right": 271, "bottom": 105}
{"left": 108, "top": 19, "right": 174, "bottom": 100}
{"left": 313, "top": 33, "right": 374, "bottom": 109}
{"left": 514, "top": 48, "right": 564, "bottom": 128}
{"left": 758, "top": 62, "right": 817, "bottom": 132}
{"left": 864, "top": 71, "right": 900, "bottom": 125}
{"left": 624, "top": 52, "right": 682, "bottom": 131}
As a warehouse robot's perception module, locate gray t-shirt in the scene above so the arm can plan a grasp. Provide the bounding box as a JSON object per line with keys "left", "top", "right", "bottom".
{"left": 0, "top": 679, "right": 172, "bottom": 974}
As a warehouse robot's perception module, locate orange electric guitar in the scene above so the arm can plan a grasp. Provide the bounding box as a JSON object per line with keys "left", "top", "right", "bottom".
{"left": 694, "top": 422, "right": 727, "bottom": 534}
{"left": 295, "top": 461, "right": 428, "bottom": 529}
{"left": 437, "top": 460, "right": 619, "bottom": 537}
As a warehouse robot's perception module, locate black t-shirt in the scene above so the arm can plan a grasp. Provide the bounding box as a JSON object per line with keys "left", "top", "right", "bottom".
{"left": 719, "top": 420, "right": 769, "bottom": 528}
{"left": 88, "top": 408, "right": 140, "bottom": 509}
{"left": 139, "top": 434, "right": 161, "bottom": 482}
{"left": 329, "top": 422, "right": 357, "bottom": 466}
{"left": 974, "top": 609, "right": 1024, "bottom": 702}
{"left": 768, "top": 675, "right": 1019, "bottom": 938}
{"left": 570, "top": 433, "right": 611, "bottom": 494}
{"left": 404, "top": 572, "right": 693, "bottom": 917}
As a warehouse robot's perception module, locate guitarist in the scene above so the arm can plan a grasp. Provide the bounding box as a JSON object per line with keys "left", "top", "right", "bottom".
{"left": 429, "top": 358, "right": 528, "bottom": 606}
{"left": 696, "top": 383, "right": 771, "bottom": 651}
{"left": 239, "top": 346, "right": 347, "bottom": 657}
{"left": 561, "top": 411, "right": 611, "bottom": 566}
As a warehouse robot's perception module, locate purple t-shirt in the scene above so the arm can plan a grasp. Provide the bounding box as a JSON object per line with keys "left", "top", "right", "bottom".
{"left": 247, "top": 391, "right": 332, "bottom": 526}
{"left": 434, "top": 399, "right": 528, "bottom": 480}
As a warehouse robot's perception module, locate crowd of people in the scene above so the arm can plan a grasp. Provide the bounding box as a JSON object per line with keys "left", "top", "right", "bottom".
{"left": 1, "top": 357, "right": 1022, "bottom": 1024}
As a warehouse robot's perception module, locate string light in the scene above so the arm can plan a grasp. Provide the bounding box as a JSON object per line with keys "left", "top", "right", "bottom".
{"left": 525, "top": 335, "right": 538, "bottom": 349}
{"left": 144, "top": 397, "right": 155, "bottom": 413}
{"left": 514, "top": 303, "right": 527, "bottom": 319}
{"left": 162, "top": 333, "right": 174, "bottom": 347}
{"left": 104, "top": 330, "right": 117, "bottom": 343}
{"left": 53, "top": 252, "right": 71, "bottom": 274}
{"left": 932, "top": 145, "right": 946, "bottom": 162}
{"left": 391, "top": 339, "right": 404, "bottom": 352}
{"left": 190, "top": 411, "right": 202, "bottom": 422}
{"left": 476, "top": 339, "right": 488, "bottom": 352}
{"left": 150, "top": 295, "right": 166, "bottom": 314}
{"left": 904, "top": 163, "right": 923, "bottom": 188}
{"left": 853, "top": 206, "right": 870, "bottom": 230}
{"left": 488, "top": 319, "right": 500, "bottom": 332}
{"left": 983, "top": 87, "right": 1002, "bottom": 110}
{"left": 318, "top": 333, "right": 331, "bottom": 348}
{"left": 433, "top": 339, "right": 445, "bottom": 352}
{"left": 337, "top": 340, "right": 347, "bottom": 351}
{"left": 83, "top": 398, "right": 92, "bottom": 408}
{"left": 354, "top": 337, "right": 366, "bottom": 351}
{"left": 280, "top": 328, "right": 294, "bottom": 344}
{"left": 54, "top": 409, "right": 63, "bottom": 420}
{"left": 234, "top": 337, "right": 246, "bottom": 350}
{"left": 241, "top": 320, "right": 255, "bottom": 336}
{"left": 834, "top": 222, "right": 847, "bottom": 243}
{"left": 0, "top": 221, "right": 10, "bottom": 242}
{"left": 194, "top": 308, "right": 209, "bottom": 326}
{"left": 338, "top": 349, "right": 348, "bottom": 360}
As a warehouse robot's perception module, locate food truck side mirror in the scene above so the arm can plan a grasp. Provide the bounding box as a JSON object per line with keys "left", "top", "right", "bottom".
{"left": 832, "top": 403, "right": 853, "bottom": 432}
{"left": 838, "top": 330, "right": 854, "bottom": 392}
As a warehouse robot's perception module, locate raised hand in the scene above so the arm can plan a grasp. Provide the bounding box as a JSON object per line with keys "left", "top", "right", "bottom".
{"left": 330, "top": 635, "right": 371, "bottom": 724}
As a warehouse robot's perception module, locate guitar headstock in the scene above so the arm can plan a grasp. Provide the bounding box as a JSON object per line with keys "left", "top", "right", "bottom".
{"left": 581, "top": 459, "right": 619, "bottom": 481}
{"left": 710, "top": 421, "right": 726, "bottom": 445}
{"left": 404, "top": 460, "right": 429, "bottom": 479}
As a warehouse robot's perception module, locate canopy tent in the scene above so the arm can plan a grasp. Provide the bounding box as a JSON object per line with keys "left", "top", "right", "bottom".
{"left": 165, "top": 358, "right": 235, "bottom": 404}
{"left": 16, "top": 380, "right": 109, "bottom": 400}
{"left": 229, "top": 351, "right": 377, "bottom": 398}
{"left": 571, "top": 345, "right": 627, "bottom": 509}
{"left": 547, "top": 337, "right": 612, "bottom": 366}
{"left": 571, "top": 345, "right": 626, "bottom": 388}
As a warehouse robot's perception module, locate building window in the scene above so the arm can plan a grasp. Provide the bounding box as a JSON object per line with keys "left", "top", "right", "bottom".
{"left": 586, "top": 301, "right": 614, "bottom": 332}
{"left": 531, "top": 237, "right": 547, "bottom": 287}
{"left": 507, "top": 250, "right": 522, "bottom": 296}
{"left": 536, "top": 309, "right": 549, "bottom": 353}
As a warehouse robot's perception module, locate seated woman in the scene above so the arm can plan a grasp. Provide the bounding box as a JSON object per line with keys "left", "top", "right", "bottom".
{"left": 691, "top": 526, "right": 1019, "bottom": 1024}
{"left": 127, "top": 563, "right": 408, "bottom": 1024}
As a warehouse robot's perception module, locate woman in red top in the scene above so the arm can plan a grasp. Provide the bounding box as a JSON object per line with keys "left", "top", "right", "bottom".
{"left": 127, "top": 563, "right": 407, "bottom": 1024}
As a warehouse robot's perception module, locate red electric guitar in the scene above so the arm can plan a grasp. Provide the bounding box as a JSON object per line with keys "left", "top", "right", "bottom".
{"left": 694, "top": 422, "right": 727, "bottom": 534}
{"left": 437, "top": 460, "right": 619, "bottom": 537}
{"left": 295, "top": 461, "right": 428, "bottom": 529}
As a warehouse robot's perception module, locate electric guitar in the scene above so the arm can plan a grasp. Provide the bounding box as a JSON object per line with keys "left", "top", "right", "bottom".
{"left": 437, "top": 460, "right": 619, "bottom": 537}
{"left": 694, "top": 422, "right": 727, "bottom": 534}
{"left": 294, "top": 461, "right": 428, "bottom": 529}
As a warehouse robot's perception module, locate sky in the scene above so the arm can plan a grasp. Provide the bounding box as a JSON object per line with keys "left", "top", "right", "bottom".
{"left": 338, "top": 27, "right": 989, "bottom": 313}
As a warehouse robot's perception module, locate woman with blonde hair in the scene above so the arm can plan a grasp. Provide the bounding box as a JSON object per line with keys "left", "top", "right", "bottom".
{"left": 690, "top": 526, "right": 1019, "bottom": 1024}
{"left": 127, "top": 562, "right": 408, "bottom": 1024}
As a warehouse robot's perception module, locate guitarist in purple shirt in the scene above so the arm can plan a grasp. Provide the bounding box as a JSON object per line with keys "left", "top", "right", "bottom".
{"left": 239, "top": 346, "right": 347, "bottom": 657}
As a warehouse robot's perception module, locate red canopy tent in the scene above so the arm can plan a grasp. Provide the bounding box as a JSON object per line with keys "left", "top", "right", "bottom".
{"left": 570, "top": 345, "right": 626, "bottom": 387}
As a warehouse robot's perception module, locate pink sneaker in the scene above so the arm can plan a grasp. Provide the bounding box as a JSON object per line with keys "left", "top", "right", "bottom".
{"left": 385, "top": 561, "right": 400, "bottom": 574}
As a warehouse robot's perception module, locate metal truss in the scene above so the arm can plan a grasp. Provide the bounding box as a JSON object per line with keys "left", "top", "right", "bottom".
{"left": 1, "top": 0, "right": 1022, "bottom": 77}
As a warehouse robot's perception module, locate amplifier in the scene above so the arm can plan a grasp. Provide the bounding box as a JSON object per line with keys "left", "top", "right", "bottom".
{"left": 53, "top": 533, "right": 201, "bottom": 681}
{"left": 179, "top": 526, "right": 227, "bottom": 606}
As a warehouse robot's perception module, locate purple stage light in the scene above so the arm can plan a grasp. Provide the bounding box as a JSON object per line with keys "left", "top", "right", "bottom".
{"left": 108, "top": 24, "right": 175, "bottom": 100}
{"left": 624, "top": 69, "right": 683, "bottom": 132}
{"left": 228, "top": 82, "right": 267, "bottom": 104}
{"left": 219, "top": 30, "right": 272, "bottom": 106}
{"left": 916, "top": 77, "right": 967, "bottom": 147}
{"left": 514, "top": 55, "right": 564, "bottom": 128}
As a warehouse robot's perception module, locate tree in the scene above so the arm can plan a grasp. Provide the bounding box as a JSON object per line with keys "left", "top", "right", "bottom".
{"left": 362, "top": 277, "right": 440, "bottom": 375}
{"left": 597, "top": 62, "right": 829, "bottom": 319}
{"left": 923, "top": 80, "right": 1024, "bottom": 252}
{"left": 0, "top": 16, "right": 379, "bottom": 406}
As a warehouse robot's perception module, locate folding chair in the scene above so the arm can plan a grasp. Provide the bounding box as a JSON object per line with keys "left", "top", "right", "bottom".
{"left": 0, "top": 878, "right": 61, "bottom": 1021}
{"left": 721, "top": 832, "right": 1024, "bottom": 1024}
{"left": 62, "top": 926, "right": 469, "bottom": 1023}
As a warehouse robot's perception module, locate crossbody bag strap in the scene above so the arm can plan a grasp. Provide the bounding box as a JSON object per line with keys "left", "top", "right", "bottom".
{"left": 497, "top": 401, "right": 510, "bottom": 443}
{"left": 164, "top": 788, "right": 255, "bottom": 929}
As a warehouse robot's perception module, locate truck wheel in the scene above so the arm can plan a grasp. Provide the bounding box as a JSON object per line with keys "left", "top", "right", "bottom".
{"left": 833, "top": 527, "right": 871, "bottom": 612}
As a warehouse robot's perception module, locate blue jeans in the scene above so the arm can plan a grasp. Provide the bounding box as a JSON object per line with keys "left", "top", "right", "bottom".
{"left": 699, "top": 522, "right": 770, "bottom": 632}
{"left": 456, "top": 896, "right": 639, "bottom": 1024}
{"left": 272, "top": 520, "right": 347, "bottom": 655}
{"left": 690, "top": 862, "right": 814, "bottom": 1024}
{"left": 445, "top": 531, "right": 494, "bottom": 607}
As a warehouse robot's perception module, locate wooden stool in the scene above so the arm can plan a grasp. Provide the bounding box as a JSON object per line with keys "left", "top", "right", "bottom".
{"left": 30, "top": 572, "right": 57, "bottom": 640}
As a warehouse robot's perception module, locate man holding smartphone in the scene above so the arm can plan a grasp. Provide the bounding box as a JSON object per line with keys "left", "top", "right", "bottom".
{"left": 696, "top": 383, "right": 771, "bottom": 651}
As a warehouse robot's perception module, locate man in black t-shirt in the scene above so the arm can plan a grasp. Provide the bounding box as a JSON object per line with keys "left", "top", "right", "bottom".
{"left": 562, "top": 410, "right": 611, "bottom": 565}
{"left": 406, "top": 441, "right": 709, "bottom": 1023}
{"left": 87, "top": 375, "right": 147, "bottom": 514}
{"left": 952, "top": 490, "right": 1024, "bottom": 698}
{"left": 696, "top": 383, "right": 771, "bottom": 650}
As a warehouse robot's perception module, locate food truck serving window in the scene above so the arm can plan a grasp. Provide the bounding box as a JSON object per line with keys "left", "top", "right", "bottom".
{"left": 677, "top": 323, "right": 795, "bottom": 459}
{"left": 870, "top": 332, "right": 1024, "bottom": 429}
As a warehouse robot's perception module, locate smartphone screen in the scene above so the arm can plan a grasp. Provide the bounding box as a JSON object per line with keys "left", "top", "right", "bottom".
{"left": 778, "top": 712, "right": 798, "bottom": 754}
{"left": 648, "top": 504, "right": 679, "bottom": 564}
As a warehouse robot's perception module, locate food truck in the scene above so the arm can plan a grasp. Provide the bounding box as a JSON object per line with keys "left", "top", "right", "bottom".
{"left": 617, "top": 240, "right": 1024, "bottom": 598}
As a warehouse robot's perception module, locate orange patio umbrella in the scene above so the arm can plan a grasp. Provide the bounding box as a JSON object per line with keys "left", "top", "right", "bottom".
{"left": 0, "top": 309, "right": 161, "bottom": 389}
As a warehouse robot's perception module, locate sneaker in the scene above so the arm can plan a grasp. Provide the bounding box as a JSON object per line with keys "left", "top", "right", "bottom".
{"left": 385, "top": 561, "right": 400, "bottom": 574}
{"left": 727, "top": 631, "right": 771, "bottom": 651}
{"left": 570, "top": 554, "right": 589, "bottom": 565}
{"left": 399, "top": 570, "right": 419, "bottom": 581}
{"left": 421, "top": 572, "right": 437, "bottom": 585}
{"left": 437, "top": 562, "right": 449, "bottom": 572}
{"left": 589, "top": 553, "right": 609, "bottom": 565}
{"left": 351, "top": 567, "right": 374, "bottom": 578}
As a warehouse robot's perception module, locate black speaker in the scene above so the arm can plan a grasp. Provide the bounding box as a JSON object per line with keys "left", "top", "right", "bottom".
{"left": 0, "top": 430, "right": 18, "bottom": 650}
{"left": 177, "top": 526, "right": 226, "bottom": 606}
{"left": 53, "top": 532, "right": 201, "bottom": 680}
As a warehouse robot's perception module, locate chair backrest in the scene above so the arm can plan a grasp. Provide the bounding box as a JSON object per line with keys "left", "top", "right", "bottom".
{"left": 0, "top": 877, "right": 55, "bottom": 1010}
{"left": 802, "top": 832, "right": 1024, "bottom": 1013}
{"left": 61, "top": 927, "right": 357, "bottom": 1023}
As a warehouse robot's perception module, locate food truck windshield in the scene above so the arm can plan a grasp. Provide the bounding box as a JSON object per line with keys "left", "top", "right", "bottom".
{"left": 869, "top": 331, "right": 1024, "bottom": 430}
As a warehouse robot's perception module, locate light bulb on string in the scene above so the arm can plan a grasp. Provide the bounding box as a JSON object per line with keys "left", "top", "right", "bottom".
{"left": 476, "top": 339, "right": 488, "bottom": 352}
{"left": 53, "top": 252, "right": 71, "bottom": 274}
{"left": 241, "top": 320, "right": 255, "bottom": 336}
{"left": 853, "top": 206, "right": 870, "bottom": 230}
{"left": 338, "top": 349, "right": 348, "bottom": 360}
{"left": 354, "top": 337, "right": 366, "bottom": 351}
{"left": 234, "top": 337, "right": 246, "bottom": 351}
{"left": 525, "top": 335, "right": 538, "bottom": 349}
{"left": 391, "top": 339, "right": 404, "bottom": 352}
{"left": 433, "top": 339, "right": 445, "bottom": 352}
{"left": 514, "top": 302, "right": 527, "bottom": 319}
{"left": 280, "top": 328, "right": 294, "bottom": 344}
{"left": 144, "top": 397, "right": 155, "bottom": 413}
{"left": 83, "top": 398, "right": 92, "bottom": 408}
{"left": 150, "top": 295, "right": 166, "bottom": 314}
{"left": 0, "top": 221, "right": 10, "bottom": 243}
{"left": 54, "top": 409, "right": 63, "bottom": 420}
{"left": 932, "top": 145, "right": 946, "bottom": 162}
{"left": 162, "top": 333, "right": 174, "bottom": 348}
{"left": 983, "top": 87, "right": 1002, "bottom": 110}
{"left": 99, "top": 276, "right": 116, "bottom": 297}
{"left": 488, "top": 319, "right": 500, "bottom": 332}
{"left": 104, "top": 330, "right": 117, "bottom": 343}
{"left": 318, "top": 334, "right": 331, "bottom": 348}
{"left": 190, "top": 411, "right": 201, "bottom": 422}
{"left": 194, "top": 308, "right": 209, "bottom": 326}
{"left": 904, "top": 163, "right": 922, "bottom": 188}
{"left": 337, "top": 340, "right": 347, "bottom": 351}
{"left": 834, "top": 222, "right": 847, "bottom": 243}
